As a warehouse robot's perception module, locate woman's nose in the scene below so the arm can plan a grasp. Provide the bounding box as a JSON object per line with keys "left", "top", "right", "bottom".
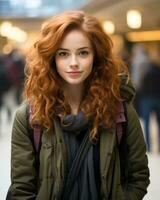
{"left": 69, "top": 55, "right": 78, "bottom": 68}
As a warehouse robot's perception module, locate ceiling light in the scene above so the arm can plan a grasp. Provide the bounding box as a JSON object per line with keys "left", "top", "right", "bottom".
{"left": 0, "top": 21, "right": 13, "bottom": 37}
{"left": 0, "top": 21, "right": 28, "bottom": 43}
{"left": 103, "top": 20, "right": 115, "bottom": 34}
{"left": 7, "top": 27, "right": 28, "bottom": 43}
{"left": 127, "top": 10, "right": 142, "bottom": 29}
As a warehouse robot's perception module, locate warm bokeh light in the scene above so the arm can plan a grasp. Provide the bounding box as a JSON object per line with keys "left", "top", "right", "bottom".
{"left": 7, "top": 27, "right": 28, "bottom": 42}
{"left": 127, "top": 10, "right": 142, "bottom": 29}
{"left": 0, "top": 21, "right": 28, "bottom": 43}
{"left": 3, "top": 43, "right": 13, "bottom": 54}
{"left": 103, "top": 20, "right": 115, "bottom": 34}
{"left": 126, "top": 30, "right": 160, "bottom": 42}
{"left": 0, "top": 21, "right": 13, "bottom": 37}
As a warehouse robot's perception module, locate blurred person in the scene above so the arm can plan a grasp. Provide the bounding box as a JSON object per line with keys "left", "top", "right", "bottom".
{"left": 0, "top": 53, "right": 12, "bottom": 124}
{"left": 4, "top": 49, "right": 25, "bottom": 105}
{"left": 131, "top": 44, "right": 150, "bottom": 116}
{"left": 0, "top": 53, "right": 12, "bottom": 98}
{"left": 139, "top": 57, "right": 160, "bottom": 152}
{"left": 9, "top": 11, "right": 149, "bottom": 200}
{"left": 118, "top": 46, "right": 131, "bottom": 72}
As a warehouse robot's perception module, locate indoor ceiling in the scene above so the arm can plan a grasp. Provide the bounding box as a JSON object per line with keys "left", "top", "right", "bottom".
{"left": 0, "top": 0, "right": 91, "bottom": 31}
{"left": 81, "top": 0, "right": 160, "bottom": 33}
{"left": 0, "top": 0, "right": 159, "bottom": 34}
{"left": 0, "top": 0, "right": 89, "bottom": 17}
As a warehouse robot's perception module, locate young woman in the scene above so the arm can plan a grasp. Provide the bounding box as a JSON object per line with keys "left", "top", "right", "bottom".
{"left": 10, "top": 11, "right": 150, "bottom": 200}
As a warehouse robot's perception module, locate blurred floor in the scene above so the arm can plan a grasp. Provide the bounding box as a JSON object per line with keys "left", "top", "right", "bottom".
{"left": 0, "top": 96, "right": 160, "bottom": 199}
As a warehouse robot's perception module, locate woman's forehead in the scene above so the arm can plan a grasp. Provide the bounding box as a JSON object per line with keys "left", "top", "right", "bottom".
{"left": 59, "top": 29, "right": 92, "bottom": 50}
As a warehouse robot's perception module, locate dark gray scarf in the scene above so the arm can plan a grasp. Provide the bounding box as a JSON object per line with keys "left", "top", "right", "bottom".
{"left": 61, "top": 112, "right": 99, "bottom": 200}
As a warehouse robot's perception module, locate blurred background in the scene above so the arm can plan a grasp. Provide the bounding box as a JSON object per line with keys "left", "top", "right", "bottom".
{"left": 0, "top": 0, "right": 160, "bottom": 199}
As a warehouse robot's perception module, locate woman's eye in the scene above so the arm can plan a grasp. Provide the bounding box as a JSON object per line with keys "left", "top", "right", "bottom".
{"left": 58, "top": 52, "right": 69, "bottom": 57}
{"left": 79, "top": 51, "right": 89, "bottom": 56}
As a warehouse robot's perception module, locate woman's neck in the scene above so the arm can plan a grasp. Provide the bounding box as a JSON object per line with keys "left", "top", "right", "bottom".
{"left": 64, "top": 84, "right": 83, "bottom": 115}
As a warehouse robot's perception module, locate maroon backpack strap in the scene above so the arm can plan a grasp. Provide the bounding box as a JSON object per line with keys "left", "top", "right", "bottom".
{"left": 29, "top": 105, "right": 41, "bottom": 153}
{"left": 116, "top": 102, "right": 126, "bottom": 144}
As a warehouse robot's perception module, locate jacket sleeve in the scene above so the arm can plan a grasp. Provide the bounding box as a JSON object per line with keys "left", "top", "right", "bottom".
{"left": 123, "top": 102, "right": 150, "bottom": 200}
{"left": 11, "top": 104, "right": 37, "bottom": 200}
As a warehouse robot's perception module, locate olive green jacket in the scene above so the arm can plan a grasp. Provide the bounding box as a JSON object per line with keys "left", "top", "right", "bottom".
{"left": 10, "top": 76, "right": 150, "bottom": 200}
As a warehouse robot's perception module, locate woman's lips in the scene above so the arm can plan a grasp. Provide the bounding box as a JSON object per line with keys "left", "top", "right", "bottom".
{"left": 67, "top": 71, "right": 82, "bottom": 78}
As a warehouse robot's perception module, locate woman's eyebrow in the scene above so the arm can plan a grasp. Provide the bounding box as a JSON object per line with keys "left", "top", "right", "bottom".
{"left": 78, "top": 47, "right": 90, "bottom": 50}
{"left": 57, "top": 47, "right": 90, "bottom": 51}
{"left": 57, "top": 48, "right": 69, "bottom": 51}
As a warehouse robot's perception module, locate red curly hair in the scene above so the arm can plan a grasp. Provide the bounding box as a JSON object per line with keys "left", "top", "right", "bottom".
{"left": 24, "top": 10, "right": 127, "bottom": 141}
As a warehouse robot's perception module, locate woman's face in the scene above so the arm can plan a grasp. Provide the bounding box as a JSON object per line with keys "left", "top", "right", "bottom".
{"left": 55, "top": 29, "right": 94, "bottom": 88}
